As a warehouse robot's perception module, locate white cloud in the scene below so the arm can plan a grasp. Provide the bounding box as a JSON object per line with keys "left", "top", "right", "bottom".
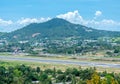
{"left": 17, "top": 17, "right": 51, "bottom": 25}
{"left": 0, "top": 17, "right": 51, "bottom": 32}
{"left": 0, "top": 19, "right": 13, "bottom": 26}
{"left": 95, "top": 10, "right": 102, "bottom": 17}
{"left": 82, "top": 19, "right": 120, "bottom": 31}
{"left": 56, "top": 10, "right": 84, "bottom": 24}
{"left": 93, "top": 19, "right": 120, "bottom": 31}
{"left": 0, "top": 10, "right": 120, "bottom": 32}
{"left": 56, "top": 10, "right": 120, "bottom": 31}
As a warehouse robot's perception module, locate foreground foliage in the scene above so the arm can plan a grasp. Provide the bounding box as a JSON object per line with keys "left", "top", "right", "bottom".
{"left": 0, "top": 63, "right": 119, "bottom": 84}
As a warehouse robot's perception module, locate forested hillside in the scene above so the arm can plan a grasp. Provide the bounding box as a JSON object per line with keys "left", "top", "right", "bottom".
{"left": 1, "top": 18, "right": 120, "bottom": 42}
{"left": 0, "top": 18, "right": 120, "bottom": 55}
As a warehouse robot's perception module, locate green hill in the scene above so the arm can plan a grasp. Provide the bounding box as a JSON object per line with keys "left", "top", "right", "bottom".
{"left": 1, "top": 18, "right": 120, "bottom": 41}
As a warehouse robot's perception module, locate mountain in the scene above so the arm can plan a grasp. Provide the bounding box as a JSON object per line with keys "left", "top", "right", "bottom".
{"left": 1, "top": 18, "right": 120, "bottom": 41}
{"left": 0, "top": 32, "right": 6, "bottom": 37}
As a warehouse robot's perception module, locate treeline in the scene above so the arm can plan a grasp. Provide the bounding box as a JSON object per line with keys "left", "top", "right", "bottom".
{"left": 45, "top": 41, "right": 120, "bottom": 55}
{"left": 0, "top": 64, "right": 119, "bottom": 84}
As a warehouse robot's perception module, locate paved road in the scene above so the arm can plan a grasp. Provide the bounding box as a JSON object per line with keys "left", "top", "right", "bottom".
{"left": 0, "top": 56, "right": 120, "bottom": 68}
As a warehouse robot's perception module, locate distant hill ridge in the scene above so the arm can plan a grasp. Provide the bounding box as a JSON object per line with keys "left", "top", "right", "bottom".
{"left": 1, "top": 18, "right": 120, "bottom": 41}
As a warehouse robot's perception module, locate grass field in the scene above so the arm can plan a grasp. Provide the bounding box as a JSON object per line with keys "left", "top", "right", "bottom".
{"left": 1, "top": 52, "right": 120, "bottom": 73}
{"left": 0, "top": 59, "right": 120, "bottom": 73}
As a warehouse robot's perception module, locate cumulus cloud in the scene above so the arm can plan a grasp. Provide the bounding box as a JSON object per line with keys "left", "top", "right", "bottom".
{"left": 56, "top": 10, "right": 120, "bottom": 31}
{"left": 0, "top": 10, "right": 120, "bottom": 32}
{"left": 0, "top": 19, "right": 13, "bottom": 26}
{"left": 94, "top": 10, "right": 102, "bottom": 19}
{"left": 0, "top": 17, "right": 51, "bottom": 32}
{"left": 90, "top": 19, "right": 120, "bottom": 31}
{"left": 17, "top": 17, "right": 51, "bottom": 25}
{"left": 95, "top": 10, "right": 102, "bottom": 17}
{"left": 56, "top": 10, "right": 84, "bottom": 24}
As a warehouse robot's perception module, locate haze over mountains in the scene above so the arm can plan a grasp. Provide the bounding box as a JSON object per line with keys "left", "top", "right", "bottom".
{"left": 0, "top": 18, "right": 120, "bottom": 42}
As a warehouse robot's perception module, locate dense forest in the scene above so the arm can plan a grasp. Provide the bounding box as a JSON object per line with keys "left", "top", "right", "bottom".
{"left": 0, "top": 62, "right": 119, "bottom": 84}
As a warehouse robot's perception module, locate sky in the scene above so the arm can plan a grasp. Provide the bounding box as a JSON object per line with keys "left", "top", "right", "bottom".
{"left": 0, "top": 0, "right": 120, "bottom": 32}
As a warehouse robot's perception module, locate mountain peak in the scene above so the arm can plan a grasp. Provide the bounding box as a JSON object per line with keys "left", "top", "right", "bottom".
{"left": 49, "top": 18, "right": 69, "bottom": 22}
{"left": 45, "top": 18, "right": 71, "bottom": 25}
{"left": 2, "top": 17, "right": 120, "bottom": 41}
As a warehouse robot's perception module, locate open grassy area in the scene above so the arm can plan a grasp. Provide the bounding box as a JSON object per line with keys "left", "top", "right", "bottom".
{"left": 0, "top": 60, "right": 120, "bottom": 73}
{"left": 1, "top": 52, "right": 120, "bottom": 62}
{"left": 0, "top": 60, "right": 82, "bottom": 71}
{"left": 1, "top": 53, "right": 120, "bottom": 73}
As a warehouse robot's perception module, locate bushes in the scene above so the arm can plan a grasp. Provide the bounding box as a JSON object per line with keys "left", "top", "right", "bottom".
{"left": 56, "top": 74, "right": 66, "bottom": 82}
{"left": 0, "top": 64, "right": 119, "bottom": 84}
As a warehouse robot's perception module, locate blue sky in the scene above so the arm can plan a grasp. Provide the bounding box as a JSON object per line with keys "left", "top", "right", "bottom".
{"left": 0, "top": 0, "right": 120, "bottom": 32}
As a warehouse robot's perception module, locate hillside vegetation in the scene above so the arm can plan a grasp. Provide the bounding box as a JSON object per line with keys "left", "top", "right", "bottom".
{"left": 1, "top": 18, "right": 120, "bottom": 41}
{"left": 0, "top": 18, "right": 120, "bottom": 56}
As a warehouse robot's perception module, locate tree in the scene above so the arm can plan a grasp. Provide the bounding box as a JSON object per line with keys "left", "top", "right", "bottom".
{"left": 53, "top": 67, "right": 56, "bottom": 78}
{"left": 57, "top": 69, "right": 63, "bottom": 74}
{"left": 56, "top": 74, "right": 66, "bottom": 83}
{"left": 87, "top": 72, "right": 101, "bottom": 84}
{"left": 36, "top": 67, "right": 40, "bottom": 73}
{"left": 71, "top": 75, "right": 76, "bottom": 84}
{"left": 39, "top": 72, "right": 48, "bottom": 82}
{"left": 114, "top": 49, "right": 119, "bottom": 53}
{"left": 106, "top": 75, "right": 118, "bottom": 84}
{"left": 71, "top": 68, "right": 79, "bottom": 76}
{"left": 44, "top": 69, "right": 53, "bottom": 74}
{"left": 79, "top": 68, "right": 95, "bottom": 80}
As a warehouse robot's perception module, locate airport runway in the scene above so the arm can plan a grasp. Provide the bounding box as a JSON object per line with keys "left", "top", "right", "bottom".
{"left": 0, "top": 55, "right": 120, "bottom": 68}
